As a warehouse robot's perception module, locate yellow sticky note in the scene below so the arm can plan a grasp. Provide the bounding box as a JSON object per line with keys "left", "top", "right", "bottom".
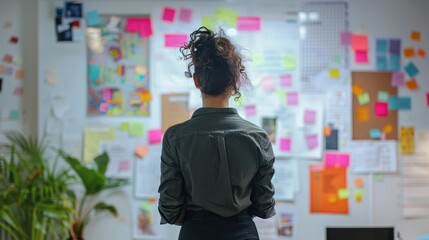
{"left": 120, "top": 122, "right": 130, "bottom": 131}
{"left": 354, "top": 189, "right": 364, "bottom": 203}
{"left": 251, "top": 51, "right": 264, "bottom": 65}
{"left": 338, "top": 188, "right": 349, "bottom": 200}
{"left": 400, "top": 126, "right": 415, "bottom": 154}
{"left": 356, "top": 106, "right": 370, "bottom": 121}
{"left": 352, "top": 84, "right": 365, "bottom": 96}
{"left": 383, "top": 124, "right": 393, "bottom": 134}
{"left": 329, "top": 69, "right": 340, "bottom": 79}
{"left": 411, "top": 31, "right": 421, "bottom": 41}
{"left": 358, "top": 92, "right": 370, "bottom": 105}
{"left": 282, "top": 55, "right": 296, "bottom": 70}
{"left": 215, "top": 7, "right": 239, "bottom": 27}
{"left": 202, "top": 16, "right": 216, "bottom": 30}
{"left": 129, "top": 123, "right": 144, "bottom": 137}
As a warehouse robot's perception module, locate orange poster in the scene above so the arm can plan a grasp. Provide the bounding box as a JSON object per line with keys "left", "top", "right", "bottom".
{"left": 309, "top": 165, "right": 349, "bottom": 214}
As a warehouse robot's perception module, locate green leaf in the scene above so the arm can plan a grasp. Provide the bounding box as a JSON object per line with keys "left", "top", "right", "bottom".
{"left": 94, "top": 152, "right": 109, "bottom": 175}
{"left": 93, "top": 202, "right": 118, "bottom": 216}
{"left": 103, "top": 178, "right": 130, "bottom": 191}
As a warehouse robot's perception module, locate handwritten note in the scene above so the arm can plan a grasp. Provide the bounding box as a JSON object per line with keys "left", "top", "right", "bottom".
{"left": 306, "top": 134, "right": 319, "bottom": 150}
{"left": 162, "top": 7, "right": 176, "bottom": 22}
{"left": 304, "top": 110, "right": 316, "bottom": 125}
{"left": 148, "top": 129, "right": 163, "bottom": 144}
{"left": 286, "top": 92, "right": 299, "bottom": 106}
{"left": 374, "top": 102, "right": 388, "bottom": 117}
{"left": 279, "top": 138, "right": 291, "bottom": 152}
{"left": 164, "top": 34, "right": 188, "bottom": 48}
{"left": 237, "top": 17, "right": 261, "bottom": 31}
{"left": 324, "top": 152, "right": 350, "bottom": 168}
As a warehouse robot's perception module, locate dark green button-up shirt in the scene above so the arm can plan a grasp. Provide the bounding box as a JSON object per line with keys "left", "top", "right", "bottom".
{"left": 158, "top": 107, "right": 276, "bottom": 224}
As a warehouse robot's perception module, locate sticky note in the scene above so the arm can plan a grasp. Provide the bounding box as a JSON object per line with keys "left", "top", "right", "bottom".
{"left": 162, "top": 7, "right": 176, "bottom": 22}
{"left": 125, "top": 18, "right": 139, "bottom": 32}
{"left": 135, "top": 144, "right": 149, "bottom": 159}
{"left": 355, "top": 50, "right": 368, "bottom": 63}
{"left": 279, "top": 138, "right": 291, "bottom": 152}
{"left": 274, "top": 89, "right": 286, "bottom": 104}
{"left": 201, "top": 16, "right": 216, "bottom": 30}
{"left": 351, "top": 34, "right": 368, "bottom": 51}
{"left": 329, "top": 69, "right": 340, "bottom": 79}
{"left": 417, "top": 48, "right": 426, "bottom": 58}
{"left": 389, "top": 96, "right": 411, "bottom": 110}
{"left": 215, "top": 8, "right": 239, "bottom": 27}
{"left": 244, "top": 105, "right": 256, "bottom": 117}
{"left": 120, "top": 122, "right": 130, "bottom": 131}
{"left": 86, "top": 10, "right": 101, "bottom": 26}
{"left": 237, "top": 17, "right": 261, "bottom": 31}
{"left": 354, "top": 178, "right": 364, "bottom": 188}
{"left": 148, "top": 129, "right": 163, "bottom": 144}
{"left": 178, "top": 8, "right": 192, "bottom": 23}
{"left": 389, "top": 39, "right": 401, "bottom": 55}
{"left": 280, "top": 74, "right": 292, "bottom": 87}
{"left": 282, "top": 55, "right": 296, "bottom": 70}
{"left": 391, "top": 72, "right": 405, "bottom": 87}
{"left": 389, "top": 54, "right": 401, "bottom": 71}
{"left": 324, "top": 127, "right": 332, "bottom": 137}
{"left": 286, "top": 92, "right": 299, "bottom": 106}
{"left": 340, "top": 32, "right": 351, "bottom": 45}
{"left": 164, "top": 34, "right": 187, "bottom": 48}
{"left": 356, "top": 106, "right": 370, "bottom": 121}
{"left": 376, "top": 38, "right": 388, "bottom": 53}
{"left": 383, "top": 124, "right": 393, "bottom": 134}
{"left": 304, "top": 110, "right": 316, "bottom": 124}
{"left": 406, "top": 79, "right": 419, "bottom": 90}
{"left": 352, "top": 84, "right": 365, "bottom": 96}
{"left": 358, "top": 92, "right": 370, "bottom": 105}
{"left": 306, "top": 134, "right": 319, "bottom": 150}
{"left": 138, "top": 18, "right": 153, "bottom": 38}
{"left": 99, "top": 103, "right": 108, "bottom": 112}
{"left": 411, "top": 31, "right": 421, "bottom": 41}
{"left": 400, "top": 126, "right": 415, "bottom": 154}
{"left": 324, "top": 152, "right": 350, "bottom": 168}
{"left": 405, "top": 62, "right": 419, "bottom": 78}
{"left": 404, "top": 48, "right": 415, "bottom": 58}
{"left": 369, "top": 128, "right": 381, "bottom": 139}
{"left": 261, "top": 76, "right": 275, "bottom": 92}
{"left": 376, "top": 55, "right": 388, "bottom": 71}
{"left": 129, "top": 123, "right": 144, "bottom": 137}
{"left": 374, "top": 102, "right": 388, "bottom": 117}
{"left": 377, "top": 91, "right": 389, "bottom": 102}
{"left": 338, "top": 188, "right": 349, "bottom": 200}
{"left": 15, "top": 70, "right": 24, "bottom": 80}
{"left": 251, "top": 51, "right": 264, "bottom": 65}
{"left": 354, "top": 189, "right": 364, "bottom": 203}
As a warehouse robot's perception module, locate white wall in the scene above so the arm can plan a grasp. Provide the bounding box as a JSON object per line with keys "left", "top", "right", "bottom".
{"left": 27, "top": 0, "right": 429, "bottom": 239}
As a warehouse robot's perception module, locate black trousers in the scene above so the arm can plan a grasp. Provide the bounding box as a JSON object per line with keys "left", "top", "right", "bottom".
{"left": 178, "top": 210, "right": 259, "bottom": 240}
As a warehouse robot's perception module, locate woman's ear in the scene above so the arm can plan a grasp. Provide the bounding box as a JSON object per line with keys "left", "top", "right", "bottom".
{"left": 193, "top": 73, "right": 201, "bottom": 89}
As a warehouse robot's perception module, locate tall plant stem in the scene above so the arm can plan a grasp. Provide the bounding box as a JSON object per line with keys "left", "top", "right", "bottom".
{"left": 78, "top": 195, "right": 87, "bottom": 218}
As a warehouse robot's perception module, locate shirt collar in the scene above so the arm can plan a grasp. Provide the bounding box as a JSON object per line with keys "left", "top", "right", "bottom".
{"left": 191, "top": 107, "right": 238, "bottom": 118}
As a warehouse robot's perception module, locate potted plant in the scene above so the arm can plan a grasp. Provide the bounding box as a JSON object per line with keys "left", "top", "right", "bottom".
{"left": 60, "top": 151, "right": 129, "bottom": 240}
{"left": 0, "top": 132, "right": 75, "bottom": 240}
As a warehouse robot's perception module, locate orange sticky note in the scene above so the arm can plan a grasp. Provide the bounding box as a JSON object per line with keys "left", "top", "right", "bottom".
{"left": 352, "top": 84, "right": 365, "bottom": 96}
{"left": 356, "top": 106, "right": 369, "bottom": 121}
{"left": 411, "top": 31, "right": 421, "bottom": 41}
{"left": 417, "top": 49, "right": 426, "bottom": 58}
{"left": 404, "top": 48, "right": 415, "bottom": 58}
{"left": 148, "top": 197, "right": 157, "bottom": 204}
{"left": 140, "top": 91, "right": 152, "bottom": 102}
{"left": 324, "top": 127, "right": 332, "bottom": 136}
{"left": 406, "top": 79, "right": 419, "bottom": 90}
{"left": 135, "top": 144, "right": 149, "bottom": 159}
{"left": 383, "top": 124, "right": 393, "bottom": 134}
{"left": 354, "top": 177, "right": 364, "bottom": 188}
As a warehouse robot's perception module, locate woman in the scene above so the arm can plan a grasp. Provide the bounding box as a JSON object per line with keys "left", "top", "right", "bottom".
{"left": 158, "top": 26, "right": 276, "bottom": 240}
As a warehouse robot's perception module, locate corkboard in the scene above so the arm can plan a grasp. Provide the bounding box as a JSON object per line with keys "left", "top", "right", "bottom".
{"left": 161, "top": 93, "right": 190, "bottom": 132}
{"left": 352, "top": 71, "right": 398, "bottom": 140}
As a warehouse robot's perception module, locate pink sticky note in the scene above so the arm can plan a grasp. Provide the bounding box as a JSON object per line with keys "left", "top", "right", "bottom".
{"left": 148, "top": 129, "right": 163, "bottom": 144}
{"left": 261, "top": 76, "right": 275, "bottom": 92}
{"left": 340, "top": 32, "right": 352, "bottom": 45}
{"left": 306, "top": 134, "right": 319, "bottom": 150}
{"left": 118, "top": 160, "right": 129, "bottom": 171}
{"left": 100, "top": 103, "right": 108, "bottom": 112}
{"left": 279, "top": 138, "right": 291, "bottom": 152}
{"left": 287, "top": 92, "right": 299, "bottom": 106}
{"left": 244, "top": 105, "right": 257, "bottom": 117}
{"left": 324, "top": 152, "right": 350, "bottom": 168}
{"left": 355, "top": 50, "right": 368, "bottom": 63}
{"left": 280, "top": 74, "right": 292, "bottom": 88}
{"left": 427, "top": 93, "right": 429, "bottom": 107}
{"left": 391, "top": 72, "right": 405, "bottom": 87}
{"left": 178, "top": 8, "right": 192, "bottom": 23}
{"left": 237, "top": 17, "right": 261, "bottom": 32}
{"left": 374, "top": 102, "right": 388, "bottom": 117}
{"left": 165, "top": 34, "right": 188, "bottom": 48}
{"left": 125, "top": 18, "right": 140, "bottom": 32}
{"left": 162, "top": 7, "right": 176, "bottom": 22}
{"left": 351, "top": 34, "right": 368, "bottom": 51}
{"left": 139, "top": 18, "right": 153, "bottom": 38}
{"left": 13, "top": 87, "right": 23, "bottom": 96}
{"left": 304, "top": 110, "right": 316, "bottom": 124}
{"left": 104, "top": 88, "right": 112, "bottom": 101}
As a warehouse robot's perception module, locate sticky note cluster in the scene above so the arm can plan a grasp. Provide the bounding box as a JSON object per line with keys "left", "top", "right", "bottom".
{"left": 375, "top": 38, "right": 401, "bottom": 71}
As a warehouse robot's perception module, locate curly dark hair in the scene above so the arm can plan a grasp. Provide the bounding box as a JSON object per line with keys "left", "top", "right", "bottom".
{"left": 179, "top": 27, "right": 249, "bottom": 101}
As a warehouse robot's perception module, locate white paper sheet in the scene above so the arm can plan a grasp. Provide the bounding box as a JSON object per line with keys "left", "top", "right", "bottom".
{"left": 349, "top": 141, "right": 397, "bottom": 173}
{"left": 134, "top": 145, "right": 162, "bottom": 198}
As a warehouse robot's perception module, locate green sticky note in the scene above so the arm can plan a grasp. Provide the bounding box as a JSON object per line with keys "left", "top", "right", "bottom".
{"left": 120, "top": 122, "right": 130, "bottom": 131}
{"left": 129, "top": 123, "right": 144, "bottom": 137}
{"left": 215, "top": 7, "right": 239, "bottom": 27}
{"left": 354, "top": 189, "right": 364, "bottom": 198}
{"left": 358, "top": 92, "right": 370, "bottom": 105}
{"left": 282, "top": 55, "right": 296, "bottom": 70}
{"left": 332, "top": 55, "right": 342, "bottom": 64}
{"left": 141, "top": 200, "right": 153, "bottom": 212}
{"left": 251, "top": 51, "right": 264, "bottom": 65}
{"left": 338, "top": 188, "right": 349, "bottom": 200}
{"left": 275, "top": 89, "right": 286, "bottom": 103}
{"left": 202, "top": 16, "right": 216, "bottom": 30}
{"left": 377, "top": 91, "right": 389, "bottom": 102}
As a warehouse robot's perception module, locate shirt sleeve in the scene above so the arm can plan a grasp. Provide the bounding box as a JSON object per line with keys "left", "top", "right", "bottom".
{"left": 158, "top": 131, "right": 185, "bottom": 225}
{"left": 249, "top": 132, "right": 276, "bottom": 219}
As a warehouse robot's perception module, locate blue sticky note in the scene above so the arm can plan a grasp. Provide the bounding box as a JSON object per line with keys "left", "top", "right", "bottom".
{"left": 389, "top": 54, "right": 401, "bottom": 71}
{"left": 416, "top": 234, "right": 429, "bottom": 240}
{"left": 89, "top": 64, "right": 100, "bottom": 80}
{"left": 369, "top": 129, "right": 381, "bottom": 139}
{"left": 389, "top": 96, "right": 411, "bottom": 110}
{"left": 86, "top": 10, "right": 101, "bottom": 26}
{"left": 376, "top": 38, "right": 388, "bottom": 54}
{"left": 405, "top": 62, "right": 419, "bottom": 78}
{"left": 389, "top": 39, "right": 401, "bottom": 55}
{"left": 376, "top": 55, "right": 388, "bottom": 71}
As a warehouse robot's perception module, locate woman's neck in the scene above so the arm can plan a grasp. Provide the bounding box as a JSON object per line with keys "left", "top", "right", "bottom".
{"left": 202, "top": 94, "right": 230, "bottom": 108}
